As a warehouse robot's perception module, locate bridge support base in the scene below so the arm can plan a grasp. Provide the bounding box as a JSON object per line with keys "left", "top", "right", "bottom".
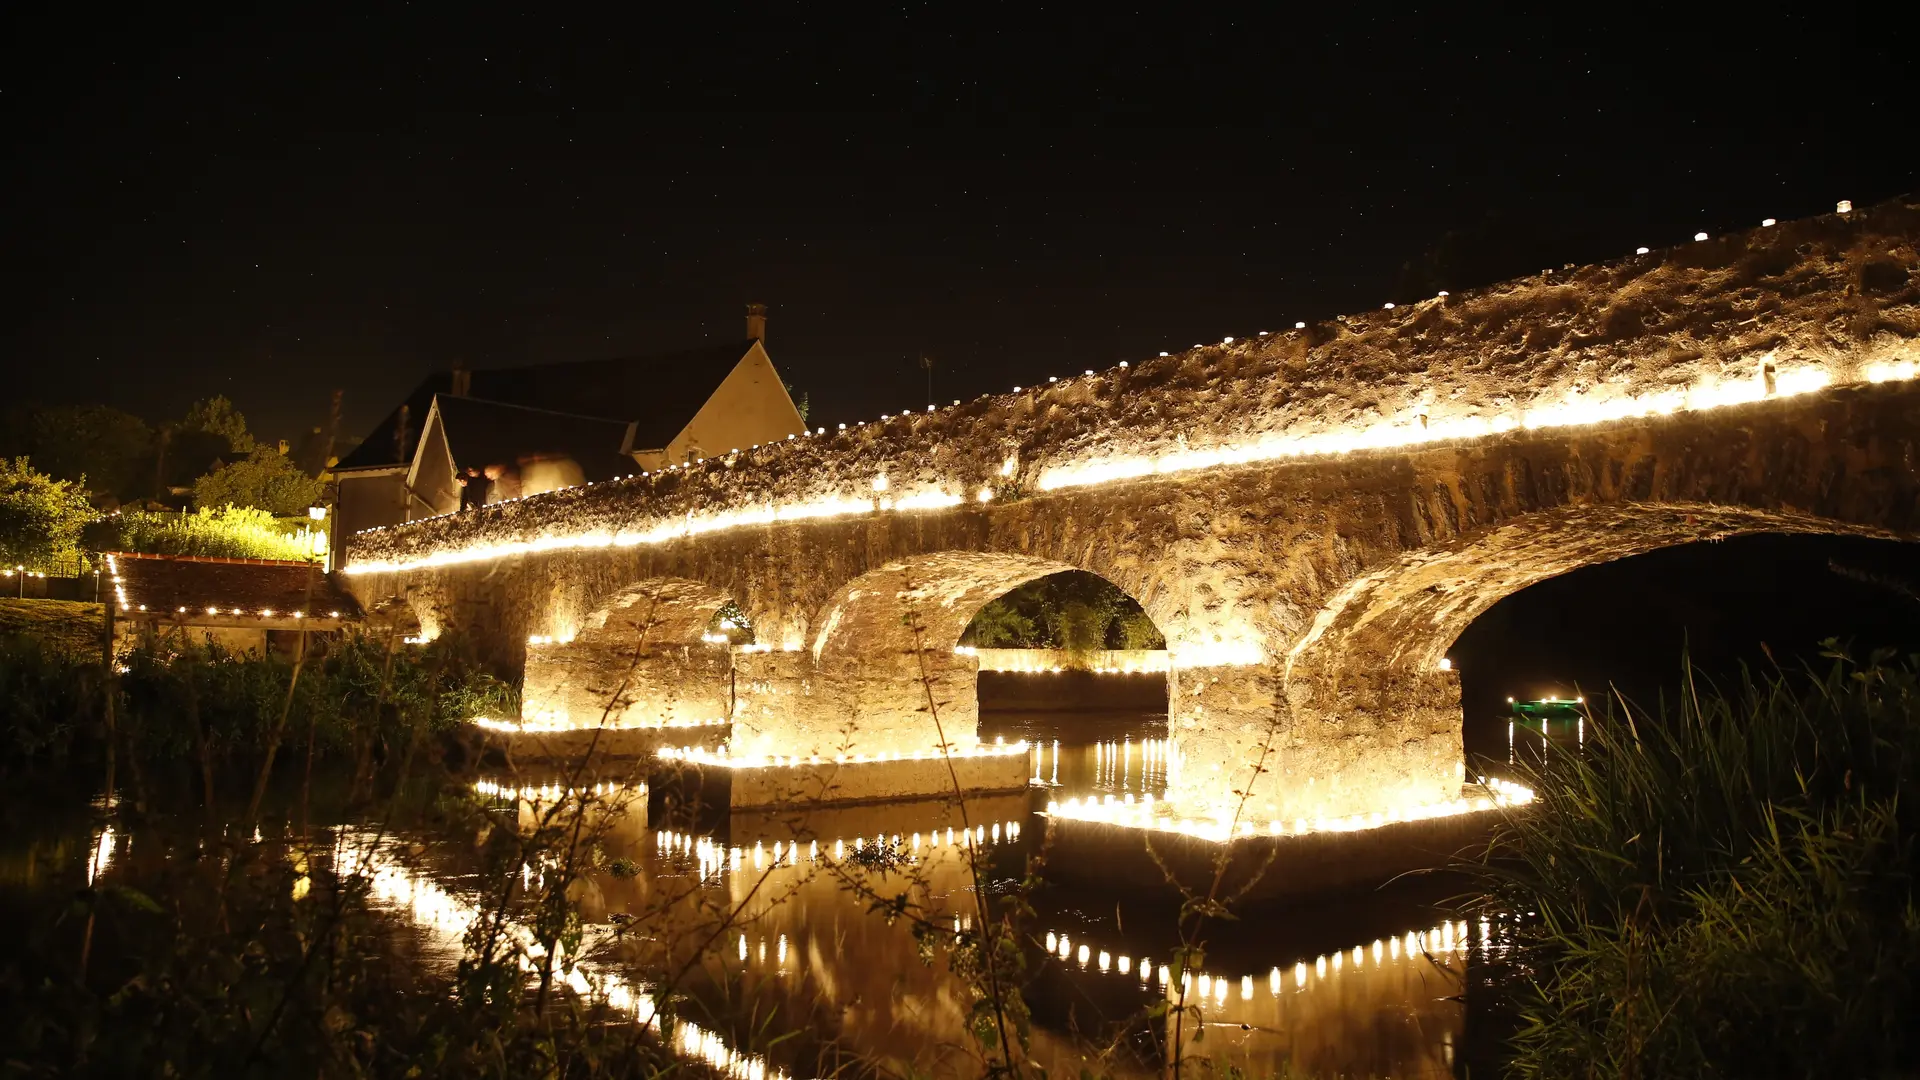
{"left": 729, "top": 648, "right": 985, "bottom": 761}
{"left": 522, "top": 640, "right": 731, "bottom": 729}
{"left": 1167, "top": 664, "right": 1464, "bottom": 825}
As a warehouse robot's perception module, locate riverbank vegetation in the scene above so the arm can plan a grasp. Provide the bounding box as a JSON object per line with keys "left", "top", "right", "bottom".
{"left": 0, "top": 623, "right": 512, "bottom": 779}
{"left": 0, "top": 396, "right": 337, "bottom": 574}
{"left": 7, "top": 583, "right": 1920, "bottom": 1075}
{"left": 1477, "top": 648, "right": 1920, "bottom": 1078}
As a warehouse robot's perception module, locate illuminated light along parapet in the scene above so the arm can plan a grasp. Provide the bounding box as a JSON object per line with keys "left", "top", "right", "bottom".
{"left": 344, "top": 492, "right": 936, "bottom": 576}
{"left": 336, "top": 357, "right": 1917, "bottom": 580}
{"left": 472, "top": 715, "right": 729, "bottom": 735}
{"left": 1045, "top": 777, "right": 1534, "bottom": 844}
{"left": 472, "top": 778, "right": 646, "bottom": 803}
{"left": 654, "top": 820, "right": 1022, "bottom": 879}
{"left": 1033, "top": 365, "right": 1834, "bottom": 492}
{"left": 657, "top": 738, "right": 1031, "bottom": 770}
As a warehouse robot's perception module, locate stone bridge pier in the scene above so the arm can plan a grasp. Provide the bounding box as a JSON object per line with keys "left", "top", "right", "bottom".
{"left": 518, "top": 579, "right": 735, "bottom": 731}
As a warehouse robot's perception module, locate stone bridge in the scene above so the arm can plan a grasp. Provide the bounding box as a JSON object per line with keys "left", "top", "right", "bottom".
{"left": 343, "top": 196, "right": 1920, "bottom": 824}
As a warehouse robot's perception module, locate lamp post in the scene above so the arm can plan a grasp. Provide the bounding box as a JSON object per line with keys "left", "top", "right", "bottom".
{"left": 307, "top": 505, "right": 328, "bottom": 572}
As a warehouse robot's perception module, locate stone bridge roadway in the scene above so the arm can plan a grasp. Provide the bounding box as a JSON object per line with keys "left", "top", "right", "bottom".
{"left": 343, "top": 196, "right": 1920, "bottom": 824}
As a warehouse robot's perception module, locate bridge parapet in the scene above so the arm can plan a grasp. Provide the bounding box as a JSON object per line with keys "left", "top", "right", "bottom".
{"left": 346, "top": 195, "right": 1916, "bottom": 585}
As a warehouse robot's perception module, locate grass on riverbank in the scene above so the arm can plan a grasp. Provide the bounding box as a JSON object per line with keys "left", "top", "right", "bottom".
{"left": 0, "top": 622, "right": 514, "bottom": 781}
{"left": 1477, "top": 647, "right": 1920, "bottom": 1078}
{"left": 0, "top": 598, "right": 102, "bottom": 659}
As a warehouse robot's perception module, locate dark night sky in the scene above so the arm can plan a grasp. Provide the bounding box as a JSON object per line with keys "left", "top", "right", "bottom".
{"left": 4, "top": 8, "right": 1913, "bottom": 444}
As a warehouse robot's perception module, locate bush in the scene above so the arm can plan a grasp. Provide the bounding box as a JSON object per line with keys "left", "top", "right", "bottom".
{"left": 0, "top": 630, "right": 105, "bottom": 761}
{"left": 1478, "top": 650, "right": 1920, "bottom": 1078}
{"left": 0, "top": 628, "right": 513, "bottom": 769}
{"left": 0, "top": 456, "right": 95, "bottom": 573}
{"left": 107, "top": 506, "right": 320, "bottom": 562}
{"left": 117, "top": 631, "right": 515, "bottom": 766}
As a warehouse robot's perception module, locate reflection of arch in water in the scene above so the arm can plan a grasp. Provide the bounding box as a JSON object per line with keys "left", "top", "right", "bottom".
{"left": 520, "top": 577, "right": 740, "bottom": 730}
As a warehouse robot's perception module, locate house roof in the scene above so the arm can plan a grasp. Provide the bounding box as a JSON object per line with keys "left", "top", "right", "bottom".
{"left": 336, "top": 340, "right": 758, "bottom": 471}
{"left": 429, "top": 396, "right": 638, "bottom": 482}
{"left": 104, "top": 552, "right": 362, "bottom": 621}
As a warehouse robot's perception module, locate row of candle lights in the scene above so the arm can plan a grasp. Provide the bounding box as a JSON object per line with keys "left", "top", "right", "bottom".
{"left": 956, "top": 645, "right": 1173, "bottom": 675}
{"left": 1044, "top": 776, "right": 1535, "bottom": 843}
{"left": 346, "top": 200, "right": 1891, "bottom": 579}
{"left": 471, "top": 714, "right": 729, "bottom": 734}
{"left": 1042, "top": 918, "right": 1481, "bottom": 1004}
{"left": 343, "top": 348, "right": 1909, "bottom": 579}
{"left": 472, "top": 778, "right": 645, "bottom": 802}
{"left": 657, "top": 737, "right": 1031, "bottom": 770}
{"left": 655, "top": 820, "right": 1021, "bottom": 880}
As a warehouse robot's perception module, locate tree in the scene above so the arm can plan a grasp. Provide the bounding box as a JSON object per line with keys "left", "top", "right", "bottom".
{"left": 180, "top": 395, "right": 254, "bottom": 453}
{"left": 960, "top": 571, "right": 1166, "bottom": 650}
{"left": 0, "top": 403, "right": 153, "bottom": 504}
{"left": 164, "top": 395, "right": 256, "bottom": 493}
{"left": 0, "top": 456, "right": 95, "bottom": 572}
{"left": 192, "top": 447, "right": 324, "bottom": 516}
{"left": 966, "top": 601, "right": 1039, "bottom": 647}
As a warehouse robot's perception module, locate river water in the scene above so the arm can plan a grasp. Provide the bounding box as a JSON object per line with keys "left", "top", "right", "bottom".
{"left": 12, "top": 707, "right": 1506, "bottom": 1078}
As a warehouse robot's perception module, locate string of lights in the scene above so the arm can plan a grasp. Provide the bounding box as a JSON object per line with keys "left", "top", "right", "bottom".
{"left": 656, "top": 738, "right": 1031, "bottom": 770}
{"left": 471, "top": 714, "right": 729, "bottom": 734}
{"left": 1044, "top": 776, "right": 1534, "bottom": 843}
{"left": 1040, "top": 916, "right": 1482, "bottom": 1003}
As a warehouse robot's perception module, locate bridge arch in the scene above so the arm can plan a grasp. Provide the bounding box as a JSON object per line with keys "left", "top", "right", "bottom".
{"left": 1202, "top": 502, "right": 1920, "bottom": 829}
{"left": 726, "top": 551, "right": 1196, "bottom": 759}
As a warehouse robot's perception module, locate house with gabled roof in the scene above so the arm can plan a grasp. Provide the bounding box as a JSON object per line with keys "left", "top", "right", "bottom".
{"left": 330, "top": 304, "right": 806, "bottom": 543}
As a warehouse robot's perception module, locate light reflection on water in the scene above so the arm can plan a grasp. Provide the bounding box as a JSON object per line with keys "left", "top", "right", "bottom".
{"left": 50, "top": 710, "right": 1486, "bottom": 1078}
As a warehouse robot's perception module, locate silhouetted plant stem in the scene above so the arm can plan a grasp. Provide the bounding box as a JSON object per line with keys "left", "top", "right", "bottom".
{"left": 901, "top": 589, "right": 1024, "bottom": 1077}
{"left": 173, "top": 622, "right": 216, "bottom": 816}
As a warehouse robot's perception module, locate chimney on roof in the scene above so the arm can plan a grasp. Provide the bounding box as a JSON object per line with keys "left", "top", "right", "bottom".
{"left": 745, "top": 303, "right": 767, "bottom": 343}
{"left": 450, "top": 364, "right": 472, "bottom": 398}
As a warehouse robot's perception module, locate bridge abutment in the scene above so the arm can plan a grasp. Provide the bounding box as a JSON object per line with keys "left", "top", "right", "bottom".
{"left": 1167, "top": 663, "right": 1464, "bottom": 825}
{"left": 730, "top": 647, "right": 984, "bottom": 759}
{"left": 522, "top": 639, "right": 732, "bottom": 730}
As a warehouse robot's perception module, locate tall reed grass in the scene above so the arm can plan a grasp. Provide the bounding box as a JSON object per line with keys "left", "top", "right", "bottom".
{"left": 1477, "top": 647, "right": 1920, "bottom": 1078}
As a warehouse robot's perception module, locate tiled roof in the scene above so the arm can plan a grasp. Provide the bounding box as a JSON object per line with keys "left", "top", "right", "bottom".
{"left": 335, "top": 340, "right": 756, "bottom": 471}
{"left": 432, "top": 396, "right": 637, "bottom": 482}
{"left": 104, "top": 552, "right": 362, "bottom": 620}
